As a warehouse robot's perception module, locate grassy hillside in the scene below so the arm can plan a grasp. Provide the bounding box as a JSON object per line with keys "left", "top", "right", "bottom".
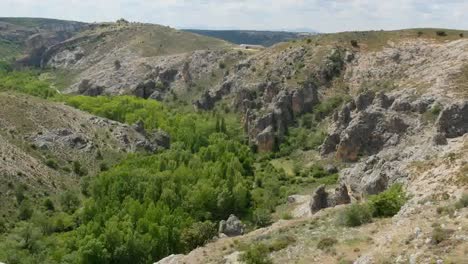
{"left": 71, "top": 23, "right": 234, "bottom": 58}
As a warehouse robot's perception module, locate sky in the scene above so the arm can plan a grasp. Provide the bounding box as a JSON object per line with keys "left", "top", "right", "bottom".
{"left": 0, "top": 0, "right": 467, "bottom": 33}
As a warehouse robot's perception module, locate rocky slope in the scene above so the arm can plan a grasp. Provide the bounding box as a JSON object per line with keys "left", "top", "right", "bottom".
{"left": 153, "top": 31, "right": 468, "bottom": 264}
{"left": 0, "top": 17, "right": 87, "bottom": 65}
{"left": 0, "top": 92, "right": 167, "bottom": 221}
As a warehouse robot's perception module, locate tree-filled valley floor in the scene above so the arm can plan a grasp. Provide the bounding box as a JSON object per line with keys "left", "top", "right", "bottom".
{"left": 0, "top": 67, "right": 340, "bottom": 263}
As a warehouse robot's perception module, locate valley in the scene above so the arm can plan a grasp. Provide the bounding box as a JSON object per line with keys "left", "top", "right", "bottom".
{"left": 0, "top": 17, "right": 467, "bottom": 264}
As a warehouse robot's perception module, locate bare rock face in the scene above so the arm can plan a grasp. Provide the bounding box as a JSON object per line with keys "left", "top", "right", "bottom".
{"left": 310, "top": 184, "right": 351, "bottom": 213}
{"left": 133, "top": 80, "right": 157, "bottom": 99}
{"left": 322, "top": 92, "right": 410, "bottom": 162}
{"left": 243, "top": 82, "right": 319, "bottom": 152}
{"left": 436, "top": 102, "right": 468, "bottom": 138}
{"left": 78, "top": 79, "right": 104, "bottom": 96}
{"left": 310, "top": 185, "right": 328, "bottom": 213}
{"left": 219, "top": 215, "right": 245, "bottom": 237}
{"left": 32, "top": 128, "right": 92, "bottom": 151}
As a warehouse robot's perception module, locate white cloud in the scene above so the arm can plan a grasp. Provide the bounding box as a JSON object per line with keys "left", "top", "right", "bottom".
{"left": 0, "top": 0, "right": 467, "bottom": 32}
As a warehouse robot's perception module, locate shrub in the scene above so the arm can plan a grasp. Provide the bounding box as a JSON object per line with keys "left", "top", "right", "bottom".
{"left": 417, "top": 31, "right": 424, "bottom": 37}
{"left": 350, "top": 40, "right": 359, "bottom": 47}
{"left": 43, "top": 198, "right": 55, "bottom": 211}
{"left": 45, "top": 158, "right": 59, "bottom": 169}
{"left": 338, "top": 203, "right": 373, "bottom": 227}
{"left": 268, "top": 235, "right": 295, "bottom": 252}
{"left": 431, "top": 226, "right": 449, "bottom": 244}
{"left": 114, "top": 60, "right": 121, "bottom": 70}
{"left": 455, "top": 193, "right": 468, "bottom": 209}
{"left": 15, "top": 184, "right": 27, "bottom": 203}
{"left": 430, "top": 103, "right": 442, "bottom": 116}
{"left": 60, "top": 191, "right": 80, "bottom": 214}
{"left": 368, "top": 184, "right": 407, "bottom": 218}
{"left": 460, "top": 33, "right": 464, "bottom": 38}
{"left": 73, "top": 161, "right": 87, "bottom": 176}
{"left": 18, "top": 200, "right": 34, "bottom": 220}
{"left": 253, "top": 208, "right": 273, "bottom": 227}
{"left": 219, "top": 62, "right": 226, "bottom": 69}
{"left": 436, "top": 31, "right": 447, "bottom": 37}
{"left": 317, "top": 237, "right": 338, "bottom": 251}
{"left": 181, "top": 221, "right": 217, "bottom": 252}
{"left": 240, "top": 243, "right": 272, "bottom": 264}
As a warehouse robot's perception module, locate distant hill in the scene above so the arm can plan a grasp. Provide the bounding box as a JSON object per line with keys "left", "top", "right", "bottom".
{"left": 184, "top": 29, "right": 315, "bottom": 46}
{"left": 0, "top": 17, "right": 86, "bottom": 62}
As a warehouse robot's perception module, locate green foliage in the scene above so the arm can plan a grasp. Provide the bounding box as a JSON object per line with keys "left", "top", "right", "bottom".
{"left": 18, "top": 200, "right": 34, "bottom": 220}
{"left": 313, "top": 95, "right": 347, "bottom": 122}
{"left": 43, "top": 198, "right": 55, "bottom": 211}
{"left": 240, "top": 243, "right": 273, "bottom": 264}
{"left": 455, "top": 193, "right": 468, "bottom": 209}
{"left": 431, "top": 226, "right": 449, "bottom": 244}
{"left": 15, "top": 184, "right": 27, "bottom": 204}
{"left": 317, "top": 237, "right": 338, "bottom": 251}
{"left": 0, "top": 61, "right": 12, "bottom": 72}
{"left": 73, "top": 160, "right": 88, "bottom": 176}
{"left": 45, "top": 158, "right": 59, "bottom": 169}
{"left": 181, "top": 221, "right": 217, "bottom": 252}
{"left": 60, "top": 191, "right": 80, "bottom": 214}
{"left": 64, "top": 95, "right": 242, "bottom": 151}
{"left": 368, "top": 184, "right": 407, "bottom": 218}
{"left": 338, "top": 203, "right": 373, "bottom": 227}
{"left": 0, "top": 70, "right": 58, "bottom": 98}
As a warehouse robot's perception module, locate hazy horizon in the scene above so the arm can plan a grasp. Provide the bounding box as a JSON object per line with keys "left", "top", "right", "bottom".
{"left": 1, "top": 0, "right": 467, "bottom": 33}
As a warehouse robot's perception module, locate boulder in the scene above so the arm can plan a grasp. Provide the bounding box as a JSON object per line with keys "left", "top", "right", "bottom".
{"left": 374, "top": 92, "right": 394, "bottom": 109}
{"left": 436, "top": 102, "right": 468, "bottom": 138}
{"left": 310, "top": 184, "right": 351, "bottom": 213}
{"left": 219, "top": 215, "right": 245, "bottom": 237}
{"left": 78, "top": 79, "right": 104, "bottom": 96}
{"left": 310, "top": 185, "right": 328, "bottom": 213}
{"left": 391, "top": 98, "right": 412, "bottom": 112}
{"left": 355, "top": 91, "right": 375, "bottom": 111}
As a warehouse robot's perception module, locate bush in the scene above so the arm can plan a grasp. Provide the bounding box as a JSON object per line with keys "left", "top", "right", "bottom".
{"left": 240, "top": 243, "right": 272, "bottom": 264}
{"left": 436, "top": 31, "right": 447, "bottom": 37}
{"left": 431, "top": 226, "right": 449, "bottom": 244}
{"left": 43, "top": 198, "right": 55, "bottom": 211}
{"left": 350, "top": 40, "right": 359, "bottom": 47}
{"left": 18, "top": 200, "right": 34, "bottom": 220}
{"left": 368, "top": 184, "right": 407, "bottom": 218}
{"left": 45, "top": 158, "right": 59, "bottom": 169}
{"left": 73, "top": 161, "right": 87, "bottom": 176}
{"left": 317, "top": 237, "right": 338, "bottom": 251}
{"left": 338, "top": 203, "right": 373, "bottom": 227}
{"left": 60, "top": 191, "right": 80, "bottom": 214}
{"left": 253, "top": 208, "right": 273, "bottom": 228}
{"left": 219, "top": 62, "right": 226, "bottom": 69}
{"left": 455, "top": 194, "right": 468, "bottom": 209}
{"left": 181, "top": 221, "right": 217, "bottom": 252}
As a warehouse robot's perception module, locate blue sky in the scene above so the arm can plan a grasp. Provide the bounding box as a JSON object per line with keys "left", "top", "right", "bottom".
{"left": 1, "top": 0, "right": 467, "bottom": 32}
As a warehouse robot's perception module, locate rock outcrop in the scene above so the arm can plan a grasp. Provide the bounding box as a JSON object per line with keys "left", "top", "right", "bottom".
{"left": 310, "top": 184, "right": 351, "bottom": 213}
{"left": 218, "top": 215, "right": 245, "bottom": 237}
{"left": 436, "top": 102, "right": 468, "bottom": 138}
